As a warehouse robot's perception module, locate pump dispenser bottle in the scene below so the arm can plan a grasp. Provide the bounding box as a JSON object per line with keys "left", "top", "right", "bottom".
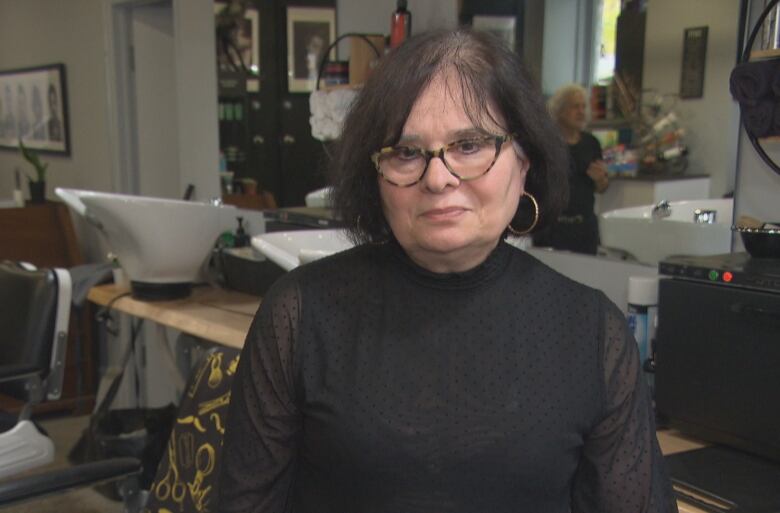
{"left": 390, "top": 0, "right": 411, "bottom": 49}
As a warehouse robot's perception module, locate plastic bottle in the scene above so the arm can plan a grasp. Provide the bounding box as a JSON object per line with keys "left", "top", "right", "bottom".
{"left": 627, "top": 276, "right": 659, "bottom": 389}
{"left": 390, "top": 0, "right": 411, "bottom": 49}
{"left": 234, "top": 217, "right": 250, "bottom": 248}
{"left": 13, "top": 168, "right": 24, "bottom": 207}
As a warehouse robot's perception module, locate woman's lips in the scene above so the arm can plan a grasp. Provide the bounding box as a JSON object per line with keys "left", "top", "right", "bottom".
{"left": 421, "top": 206, "right": 467, "bottom": 220}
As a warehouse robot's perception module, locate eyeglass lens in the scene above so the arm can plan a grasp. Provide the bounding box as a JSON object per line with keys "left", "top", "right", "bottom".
{"left": 377, "top": 137, "right": 502, "bottom": 186}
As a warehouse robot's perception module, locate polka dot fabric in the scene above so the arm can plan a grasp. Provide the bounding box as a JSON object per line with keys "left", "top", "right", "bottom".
{"left": 219, "top": 240, "right": 677, "bottom": 512}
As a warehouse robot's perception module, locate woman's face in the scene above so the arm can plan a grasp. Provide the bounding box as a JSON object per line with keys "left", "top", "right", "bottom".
{"left": 378, "top": 74, "right": 528, "bottom": 273}
{"left": 558, "top": 91, "right": 587, "bottom": 132}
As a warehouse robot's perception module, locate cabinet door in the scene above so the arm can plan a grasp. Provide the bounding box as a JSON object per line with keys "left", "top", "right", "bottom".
{"left": 232, "top": 0, "right": 333, "bottom": 207}
{"left": 655, "top": 279, "right": 780, "bottom": 460}
{"left": 278, "top": 94, "right": 329, "bottom": 206}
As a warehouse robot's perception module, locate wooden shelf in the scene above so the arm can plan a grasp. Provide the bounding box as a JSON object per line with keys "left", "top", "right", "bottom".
{"left": 588, "top": 118, "right": 632, "bottom": 129}
{"left": 316, "top": 82, "right": 363, "bottom": 92}
{"left": 749, "top": 48, "right": 780, "bottom": 60}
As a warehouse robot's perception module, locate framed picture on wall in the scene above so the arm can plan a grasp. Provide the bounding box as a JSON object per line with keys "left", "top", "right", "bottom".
{"left": 214, "top": 2, "right": 260, "bottom": 91}
{"left": 0, "top": 64, "right": 70, "bottom": 155}
{"left": 286, "top": 6, "right": 337, "bottom": 93}
{"left": 472, "top": 15, "right": 516, "bottom": 52}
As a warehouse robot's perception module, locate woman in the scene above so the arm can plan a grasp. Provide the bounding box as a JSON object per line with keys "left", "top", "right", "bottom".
{"left": 533, "top": 84, "right": 609, "bottom": 255}
{"left": 220, "top": 29, "right": 675, "bottom": 513}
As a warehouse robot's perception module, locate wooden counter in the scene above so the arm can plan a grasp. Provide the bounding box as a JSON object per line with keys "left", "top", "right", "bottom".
{"left": 87, "top": 283, "right": 260, "bottom": 348}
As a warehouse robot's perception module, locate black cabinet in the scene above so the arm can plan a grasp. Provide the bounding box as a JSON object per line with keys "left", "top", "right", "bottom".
{"left": 217, "top": 0, "right": 334, "bottom": 207}
{"left": 655, "top": 278, "right": 780, "bottom": 462}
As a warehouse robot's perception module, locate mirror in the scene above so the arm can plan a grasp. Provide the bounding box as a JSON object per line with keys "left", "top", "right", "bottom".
{"left": 538, "top": 0, "right": 742, "bottom": 266}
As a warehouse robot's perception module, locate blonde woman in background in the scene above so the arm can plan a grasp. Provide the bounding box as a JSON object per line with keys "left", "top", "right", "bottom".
{"left": 533, "top": 84, "right": 609, "bottom": 255}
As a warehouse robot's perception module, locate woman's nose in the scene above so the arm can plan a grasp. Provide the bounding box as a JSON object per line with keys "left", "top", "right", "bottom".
{"left": 422, "top": 155, "right": 460, "bottom": 192}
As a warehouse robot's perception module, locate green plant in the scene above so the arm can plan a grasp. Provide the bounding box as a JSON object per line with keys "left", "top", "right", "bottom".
{"left": 19, "top": 139, "right": 49, "bottom": 182}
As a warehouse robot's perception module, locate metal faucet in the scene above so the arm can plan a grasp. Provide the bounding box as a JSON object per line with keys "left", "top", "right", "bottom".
{"left": 651, "top": 200, "right": 671, "bottom": 219}
{"left": 693, "top": 209, "right": 717, "bottom": 224}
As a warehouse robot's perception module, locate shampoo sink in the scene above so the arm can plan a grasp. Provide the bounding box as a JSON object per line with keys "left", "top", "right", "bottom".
{"left": 599, "top": 198, "right": 733, "bottom": 266}
{"left": 56, "top": 188, "right": 265, "bottom": 300}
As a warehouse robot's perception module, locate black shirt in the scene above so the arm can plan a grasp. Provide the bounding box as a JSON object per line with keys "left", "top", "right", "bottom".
{"left": 219, "top": 240, "right": 676, "bottom": 513}
{"left": 534, "top": 132, "right": 603, "bottom": 255}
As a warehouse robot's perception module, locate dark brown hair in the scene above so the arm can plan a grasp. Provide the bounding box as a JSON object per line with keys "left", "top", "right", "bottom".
{"left": 330, "top": 28, "right": 569, "bottom": 244}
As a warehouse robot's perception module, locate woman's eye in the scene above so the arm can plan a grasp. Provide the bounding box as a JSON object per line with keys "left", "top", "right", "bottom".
{"left": 395, "top": 147, "right": 420, "bottom": 160}
{"left": 453, "top": 139, "right": 487, "bottom": 154}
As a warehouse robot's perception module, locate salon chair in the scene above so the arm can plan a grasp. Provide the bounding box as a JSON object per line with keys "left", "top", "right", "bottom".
{"left": 0, "top": 261, "right": 72, "bottom": 479}
{"left": 0, "top": 261, "right": 140, "bottom": 507}
{"left": 0, "top": 291, "right": 239, "bottom": 513}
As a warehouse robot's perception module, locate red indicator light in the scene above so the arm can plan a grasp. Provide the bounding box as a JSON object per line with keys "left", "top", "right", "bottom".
{"left": 723, "top": 272, "right": 733, "bottom": 283}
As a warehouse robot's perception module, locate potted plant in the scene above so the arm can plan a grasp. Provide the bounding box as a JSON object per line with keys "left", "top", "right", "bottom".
{"left": 19, "top": 139, "right": 49, "bottom": 204}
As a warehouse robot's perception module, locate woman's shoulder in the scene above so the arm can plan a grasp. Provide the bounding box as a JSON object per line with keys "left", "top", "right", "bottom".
{"left": 264, "top": 243, "right": 382, "bottom": 299}
{"left": 507, "top": 244, "right": 608, "bottom": 304}
{"left": 580, "top": 131, "right": 603, "bottom": 148}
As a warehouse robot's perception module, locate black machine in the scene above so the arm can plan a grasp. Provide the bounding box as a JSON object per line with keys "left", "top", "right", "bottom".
{"left": 656, "top": 252, "right": 780, "bottom": 511}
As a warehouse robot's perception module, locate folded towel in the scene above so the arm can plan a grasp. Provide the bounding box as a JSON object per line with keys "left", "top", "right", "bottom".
{"left": 730, "top": 61, "right": 777, "bottom": 105}
{"left": 742, "top": 99, "right": 775, "bottom": 137}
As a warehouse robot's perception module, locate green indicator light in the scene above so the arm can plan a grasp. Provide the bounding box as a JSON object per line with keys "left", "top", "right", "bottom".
{"left": 708, "top": 270, "right": 719, "bottom": 281}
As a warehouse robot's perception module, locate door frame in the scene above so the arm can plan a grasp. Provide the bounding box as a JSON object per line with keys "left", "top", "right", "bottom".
{"left": 101, "top": 0, "right": 220, "bottom": 200}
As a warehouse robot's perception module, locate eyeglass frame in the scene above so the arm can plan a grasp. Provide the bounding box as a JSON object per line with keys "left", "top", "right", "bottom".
{"left": 371, "top": 134, "right": 515, "bottom": 187}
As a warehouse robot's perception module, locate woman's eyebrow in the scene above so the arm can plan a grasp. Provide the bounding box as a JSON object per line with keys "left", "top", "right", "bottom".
{"left": 396, "top": 127, "right": 485, "bottom": 145}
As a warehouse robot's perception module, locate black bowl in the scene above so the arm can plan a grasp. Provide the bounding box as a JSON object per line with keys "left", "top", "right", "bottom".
{"left": 734, "top": 224, "right": 780, "bottom": 259}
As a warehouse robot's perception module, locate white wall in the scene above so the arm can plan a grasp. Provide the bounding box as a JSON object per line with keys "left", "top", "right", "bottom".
{"left": 172, "top": 0, "right": 220, "bottom": 201}
{"left": 542, "top": 0, "right": 595, "bottom": 95}
{"left": 336, "top": 0, "right": 458, "bottom": 57}
{"left": 0, "top": 0, "right": 114, "bottom": 199}
{"left": 133, "top": 3, "right": 180, "bottom": 198}
{"left": 643, "top": 0, "right": 741, "bottom": 199}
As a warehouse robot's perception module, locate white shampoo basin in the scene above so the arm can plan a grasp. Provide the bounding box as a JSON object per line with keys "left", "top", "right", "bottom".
{"left": 599, "top": 198, "right": 733, "bottom": 266}
{"left": 56, "top": 188, "right": 265, "bottom": 299}
{"left": 252, "top": 229, "right": 353, "bottom": 271}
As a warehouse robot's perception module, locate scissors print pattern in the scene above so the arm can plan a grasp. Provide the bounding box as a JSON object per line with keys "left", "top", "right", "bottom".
{"left": 144, "top": 348, "right": 240, "bottom": 513}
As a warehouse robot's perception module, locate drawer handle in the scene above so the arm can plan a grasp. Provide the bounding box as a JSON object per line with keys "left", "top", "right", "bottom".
{"left": 730, "top": 302, "right": 780, "bottom": 320}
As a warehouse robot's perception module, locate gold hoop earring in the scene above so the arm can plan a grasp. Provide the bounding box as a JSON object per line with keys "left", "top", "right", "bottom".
{"left": 507, "top": 192, "right": 539, "bottom": 236}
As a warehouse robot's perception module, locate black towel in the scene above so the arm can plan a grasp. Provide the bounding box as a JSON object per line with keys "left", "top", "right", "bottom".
{"left": 773, "top": 65, "right": 780, "bottom": 97}
{"left": 730, "top": 61, "right": 776, "bottom": 106}
{"left": 742, "top": 99, "right": 776, "bottom": 137}
{"left": 774, "top": 99, "right": 780, "bottom": 135}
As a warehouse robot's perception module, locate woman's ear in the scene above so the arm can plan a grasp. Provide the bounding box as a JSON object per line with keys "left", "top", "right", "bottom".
{"left": 512, "top": 141, "right": 530, "bottom": 174}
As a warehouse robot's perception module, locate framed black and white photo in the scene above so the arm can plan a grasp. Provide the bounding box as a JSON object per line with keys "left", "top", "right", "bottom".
{"left": 286, "top": 6, "right": 336, "bottom": 93}
{"left": 0, "top": 64, "right": 69, "bottom": 154}
{"left": 472, "top": 15, "right": 516, "bottom": 52}
{"left": 679, "top": 26, "right": 708, "bottom": 99}
{"left": 214, "top": 2, "right": 260, "bottom": 92}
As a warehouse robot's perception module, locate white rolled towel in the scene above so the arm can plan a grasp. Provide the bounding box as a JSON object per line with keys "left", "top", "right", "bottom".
{"left": 308, "top": 88, "right": 359, "bottom": 141}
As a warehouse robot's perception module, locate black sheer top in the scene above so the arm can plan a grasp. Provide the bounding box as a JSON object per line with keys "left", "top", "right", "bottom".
{"left": 219, "top": 240, "right": 677, "bottom": 513}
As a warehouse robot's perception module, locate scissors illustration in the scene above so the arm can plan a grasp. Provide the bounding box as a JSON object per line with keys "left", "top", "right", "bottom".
{"left": 207, "top": 352, "right": 224, "bottom": 388}
{"left": 188, "top": 443, "right": 216, "bottom": 511}
{"left": 155, "top": 431, "right": 186, "bottom": 505}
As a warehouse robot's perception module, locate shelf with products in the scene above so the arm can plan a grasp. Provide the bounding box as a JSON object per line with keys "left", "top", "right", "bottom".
{"left": 735, "top": 0, "right": 780, "bottom": 176}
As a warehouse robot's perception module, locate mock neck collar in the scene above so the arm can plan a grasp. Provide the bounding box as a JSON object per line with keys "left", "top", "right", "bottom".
{"left": 385, "top": 238, "right": 513, "bottom": 290}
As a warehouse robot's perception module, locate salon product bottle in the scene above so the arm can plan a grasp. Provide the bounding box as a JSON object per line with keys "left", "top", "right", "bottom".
{"left": 390, "top": 0, "right": 411, "bottom": 49}
{"left": 13, "top": 168, "right": 24, "bottom": 207}
{"left": 627, "top": 276, "right": 659, "bottom": 390}
{"left": 234, "top": 217, "right": 250, "bottom": 248}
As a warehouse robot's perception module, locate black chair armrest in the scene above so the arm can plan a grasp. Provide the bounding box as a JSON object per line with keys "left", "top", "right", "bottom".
{"left": 0, "top": 457, "right": 142, "bottom": 507}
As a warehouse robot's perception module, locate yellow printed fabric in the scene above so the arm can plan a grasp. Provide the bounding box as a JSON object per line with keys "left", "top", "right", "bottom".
{"left": 144, "top": 346, "right": 241, "bottom": 513}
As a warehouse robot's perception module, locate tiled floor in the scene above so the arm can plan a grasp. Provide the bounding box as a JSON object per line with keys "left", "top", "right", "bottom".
{"left": 1, "top": 415, "right": 124, "bottom": 513}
